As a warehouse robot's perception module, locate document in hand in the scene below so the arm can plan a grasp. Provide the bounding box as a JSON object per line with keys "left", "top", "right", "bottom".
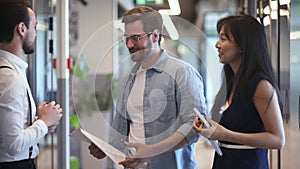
{"left": 70, "top": 128, "right": 126, "bottom": 164}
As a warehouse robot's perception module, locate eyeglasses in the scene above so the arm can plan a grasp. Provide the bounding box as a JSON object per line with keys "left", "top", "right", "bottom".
{"left": 122, "top": 32, "right": 152, "bottom": 43}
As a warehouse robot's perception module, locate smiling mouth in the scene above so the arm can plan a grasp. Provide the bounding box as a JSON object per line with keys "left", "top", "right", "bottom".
{"left": 129, "top": 48, "right": 139, "bottom": 54}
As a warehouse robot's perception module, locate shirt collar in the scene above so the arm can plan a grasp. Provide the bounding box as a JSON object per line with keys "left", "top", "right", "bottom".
{"left": 0, "top": 49, "right": 28, "bottom": 72}
{"left": 129, "top": 49, "right": 168, "bottom": 75}
{"left": 150, "top": 49, "right": 168, "bottom": 72}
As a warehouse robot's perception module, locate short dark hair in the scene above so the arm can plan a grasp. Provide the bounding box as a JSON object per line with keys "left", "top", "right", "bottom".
{"left": 122, "top": 6, "right": 163, "bottom": 44}
{"left": 0, "top": 0, "right": 30, "bottom": 43}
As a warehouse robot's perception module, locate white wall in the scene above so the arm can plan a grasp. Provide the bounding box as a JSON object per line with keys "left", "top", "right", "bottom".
{"left": 74, "top": 0, "right": 117, "bottom": 168}
{"left": 75, "top": 0, "right": 116, "bottom": 75}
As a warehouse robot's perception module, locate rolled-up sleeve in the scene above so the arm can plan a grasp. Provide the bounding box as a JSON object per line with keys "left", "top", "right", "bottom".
{"left": 175, "top": 65, "right": 206, "bottom": 144}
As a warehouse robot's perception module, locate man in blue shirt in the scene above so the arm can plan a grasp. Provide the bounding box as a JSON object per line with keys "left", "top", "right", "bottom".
{"left": 89, "top": 6, "right": 206, "bottom": 169}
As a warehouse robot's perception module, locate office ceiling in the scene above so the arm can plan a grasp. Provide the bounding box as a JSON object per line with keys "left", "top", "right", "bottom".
{"left": 118, "top": 0, "right": 240, "bottom": 28}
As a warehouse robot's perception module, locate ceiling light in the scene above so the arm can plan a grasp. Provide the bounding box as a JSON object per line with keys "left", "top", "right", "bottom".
{"left": 159, "top": 12, "right": 179, "bottom": 40}
{"left": 158, "top": 0, "right": 181, "bottom": 15}
{"left": 291, "top": 31, "right": 300, "bottom": 40}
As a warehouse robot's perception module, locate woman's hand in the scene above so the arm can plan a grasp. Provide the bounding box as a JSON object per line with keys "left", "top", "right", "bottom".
{"left": 193, "top": 116, "right": 227, "bottom": 140}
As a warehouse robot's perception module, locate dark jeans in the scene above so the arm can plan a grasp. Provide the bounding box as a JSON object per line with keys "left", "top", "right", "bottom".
{"left": 0, "top": 159, "right": 35, "bottom": 169}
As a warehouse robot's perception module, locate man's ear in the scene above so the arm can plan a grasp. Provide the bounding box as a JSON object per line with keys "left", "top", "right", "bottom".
{"left": 152, "top": 29, "right": 160, "bottom": 42}
{"left": 16, "top": 22, "right": 26, "bottom": 37}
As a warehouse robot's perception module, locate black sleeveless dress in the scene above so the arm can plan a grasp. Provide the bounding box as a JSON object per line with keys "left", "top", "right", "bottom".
{"left": 212, "top": 72, "right": 270, "bottom": 169}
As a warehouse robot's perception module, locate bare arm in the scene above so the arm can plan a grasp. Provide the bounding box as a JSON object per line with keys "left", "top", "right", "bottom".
{"left": 130, "top": 131, "right": 188, "bottom": 157}
{"left": 194, "top": 80, "right": 285, "bottom": 149}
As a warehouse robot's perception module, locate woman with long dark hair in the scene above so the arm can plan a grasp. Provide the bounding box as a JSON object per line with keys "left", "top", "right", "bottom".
{"left": 193, "top": 15, "right": 285, "bottom": 169}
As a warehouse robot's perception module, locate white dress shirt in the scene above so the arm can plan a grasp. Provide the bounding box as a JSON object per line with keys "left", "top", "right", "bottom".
{"left": 0, "top": 49, "right": 48, "bottom": 162}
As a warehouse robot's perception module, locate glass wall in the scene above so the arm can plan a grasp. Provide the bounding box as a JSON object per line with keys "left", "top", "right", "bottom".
{"left": 282, "top": 0, "right": 300, "bottom": 168}
{"left": 31, "top": 0, "right": 59, "bottom": 168}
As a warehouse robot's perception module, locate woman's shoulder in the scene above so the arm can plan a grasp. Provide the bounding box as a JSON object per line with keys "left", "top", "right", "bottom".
{"left": 250, "top": 72, "right": 270, "bottom": 81}
{"left": 249, "top": 72, "right": 272, "bottom": 87}
{"left": 246, "top": 72, "right": 271, "bottom": 96}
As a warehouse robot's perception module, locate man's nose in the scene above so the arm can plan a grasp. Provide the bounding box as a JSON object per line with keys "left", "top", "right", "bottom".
{"left": 126, "top": 38, "right": 135, "bottom": 48}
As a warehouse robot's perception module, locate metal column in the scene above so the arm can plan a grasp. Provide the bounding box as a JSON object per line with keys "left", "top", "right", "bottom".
{"left": 245, "top": 0, "right": 257, "bottom": 17}
{"left": 56, "top": 0, "right": 70, "bottom": 169}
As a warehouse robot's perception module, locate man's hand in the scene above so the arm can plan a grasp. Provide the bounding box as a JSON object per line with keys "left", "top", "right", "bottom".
{"left": 47, "top": 120, "right": 60, "bottom": 132}
{"left": 37, "top": 101, "right": 63, "bottom": 132}
{"left": 119, "top": 142, "right": 152, "bottom": 168}
{"left": 88, "top": 143, "right": 106, "bottom": 159}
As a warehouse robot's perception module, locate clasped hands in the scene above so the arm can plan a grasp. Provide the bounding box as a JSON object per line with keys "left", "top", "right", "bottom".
{"left": 37, "top": 101, "right": 63, "bottom": 132}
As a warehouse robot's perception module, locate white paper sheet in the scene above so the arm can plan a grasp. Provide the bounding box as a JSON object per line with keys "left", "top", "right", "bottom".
{"left": 70, "top": 128, "right": 126, "bottom": 166}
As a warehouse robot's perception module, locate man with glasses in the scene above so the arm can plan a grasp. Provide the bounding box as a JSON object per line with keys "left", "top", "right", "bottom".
{"left": 89, "top": 6, "right": 206, "bottom": 169}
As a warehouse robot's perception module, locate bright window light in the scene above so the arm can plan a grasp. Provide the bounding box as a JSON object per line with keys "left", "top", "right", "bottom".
{"left": 114, "top": 20, "right": 124, "bottom": 32}
{"left": 271, "top": 1, "right": 278, "bottom": 10}
{"left": 159, "top": 12, "right": 179, "bottom": 40}
{"left": 264, "top": 6, "right": 270, "bottom": 15}
{"left": 158, "top": 0, "right": 181, "bottom": 15}
{"left": 291, "top": 31, "right": 300, "bottom": 40}
{"left": 263, "top": 16, "right": 271, "bottom": 26}
{"left": 280, "top": 0, "right": 290, "bottom": 5}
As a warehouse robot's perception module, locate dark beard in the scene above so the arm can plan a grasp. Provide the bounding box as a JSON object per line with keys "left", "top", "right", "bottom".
{"left": 23, "top": 42, "right": 35, "bottom": 54}
{"left": 129, "top": 47, "right": 150, "bottom": 62}
{"left": 22, "top": 35, "right": 35, "bottom": 54}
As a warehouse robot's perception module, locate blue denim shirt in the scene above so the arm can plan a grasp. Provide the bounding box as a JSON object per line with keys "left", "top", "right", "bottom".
{"left": 109, "top": 50, "right": 206, "bottom": 169}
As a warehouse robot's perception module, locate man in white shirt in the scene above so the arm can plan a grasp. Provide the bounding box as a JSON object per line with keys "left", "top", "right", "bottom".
{"left": 0, "top": 1, "right": 63, "bottom": 169}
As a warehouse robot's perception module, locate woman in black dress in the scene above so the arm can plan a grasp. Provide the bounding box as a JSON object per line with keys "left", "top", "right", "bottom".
{"left": 193, "top": 15, "right": 285, "bottom": 169}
